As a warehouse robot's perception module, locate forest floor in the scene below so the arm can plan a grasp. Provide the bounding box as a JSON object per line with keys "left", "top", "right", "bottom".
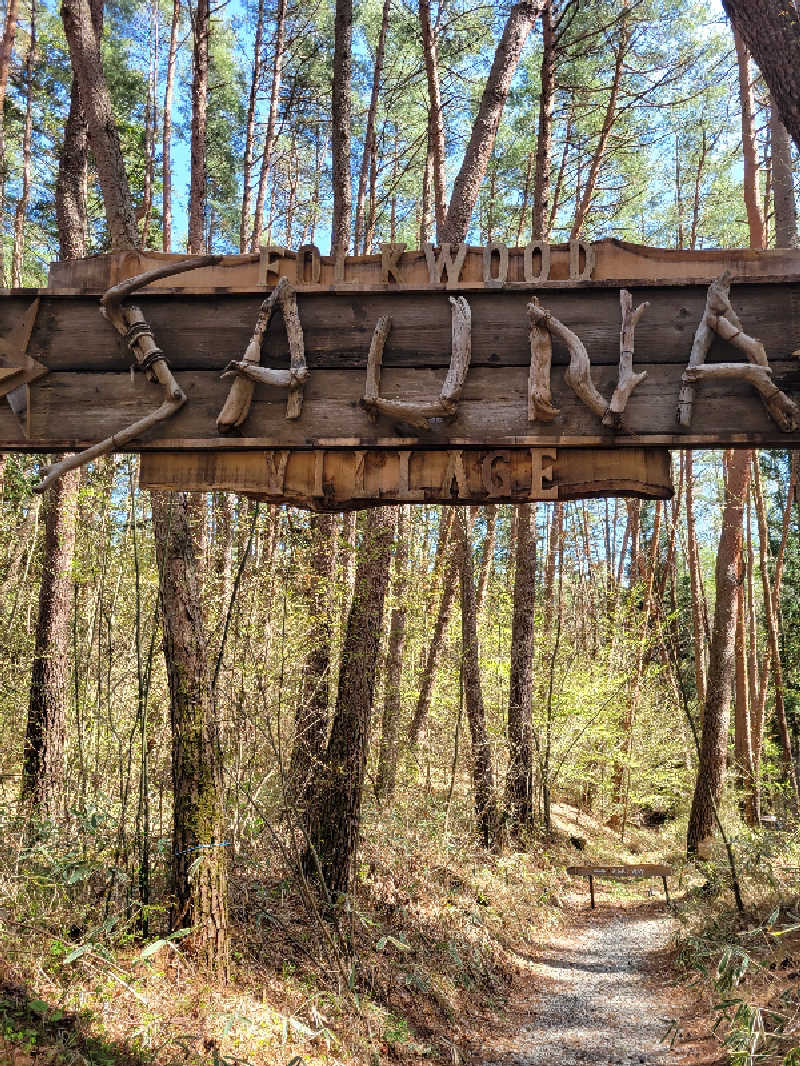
{"left": 2, "top": 798, "right": 798, "bottom": 1065}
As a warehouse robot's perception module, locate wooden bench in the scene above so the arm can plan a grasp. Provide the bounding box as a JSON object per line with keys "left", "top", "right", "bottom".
{"left": 566, "top": 864, "right": 671, "bottom": 908}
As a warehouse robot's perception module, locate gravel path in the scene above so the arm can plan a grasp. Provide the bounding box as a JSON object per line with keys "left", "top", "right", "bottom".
{"left": 481, "top": 907, "right": 685, "bottom": 1066}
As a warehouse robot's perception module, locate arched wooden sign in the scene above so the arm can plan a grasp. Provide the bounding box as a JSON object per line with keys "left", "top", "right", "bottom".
{"left": 3, "top": 239, "right": 800, "bottom": 505}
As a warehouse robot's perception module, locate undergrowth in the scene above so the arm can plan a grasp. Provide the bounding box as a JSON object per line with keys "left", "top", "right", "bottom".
{"left": 674, "top": 820, "right": 800, "bottom": 1066}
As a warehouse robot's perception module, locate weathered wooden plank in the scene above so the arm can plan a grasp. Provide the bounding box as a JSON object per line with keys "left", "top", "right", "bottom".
{"left": 11, "top": 361, "right": 800, "bottom": 451}
{"left": 138, "top": 447, "right": 674, "bottom": 510}
{"left": 45, "top": 239, "right": 800, "bottom": 293}
{"left": 12, "top": 282, "right": 800, "bottom": 373}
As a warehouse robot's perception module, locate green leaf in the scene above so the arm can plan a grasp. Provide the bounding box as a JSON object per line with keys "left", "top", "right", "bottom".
{"left": 376, "top": 934, "right": 411, "bottom": 952}
{"left": 62, "top": 944, "right": 92, "bottom": 964}
{"left": 139, "top": 939, "right": 169, "bottom": 959}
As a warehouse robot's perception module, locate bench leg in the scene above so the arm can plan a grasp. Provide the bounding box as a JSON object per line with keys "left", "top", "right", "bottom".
{"left": 589, "top": 874, "right": 595, "bottom": 909}
{"left": 662, "top": 875, "right": 670, "bottom": 903}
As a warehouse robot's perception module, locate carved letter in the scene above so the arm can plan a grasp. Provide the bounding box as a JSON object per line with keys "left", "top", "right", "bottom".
{"left": 569, "top": 239, "right": 595, "bottom": 281}
{"left": 482, "top": 242, "right": 508, "bottom": 288}
{"left": 296, "top": 243, "right": 321, "bottom": 285}
{"left": 481, "top": 452, "right": 511, "bottom": 497}
{"left": 265, "top": 450, "right": 290, "bottom": 495}
{"left": 380, "top": 243, "right": 406, "bottom": 283}
{"left": 397, "top": 451, "right": 424, "bottom": 500}
{"left": 258, "top": 245, "right": 285, "bottom": 287}
{"left": 524, "top": 240, "right": 551, "bottom": 283}
{"left": 424, "top": 242, "right": 468, "bottom": 287}
{"left": 531, "top": 449, "right": 558, "bottom": 499}
{"left": 441, "top": 450, "right": 468, "bottom": 498}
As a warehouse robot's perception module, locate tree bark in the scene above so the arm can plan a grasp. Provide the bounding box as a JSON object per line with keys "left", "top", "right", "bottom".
{"left": 506, "top": 502, "right": 535, "bottom": 834}
{"left": 408, "top": 525, "right": 459, "bottom": 747}
{"left": 475, "top": 503, "right": 497, "bottom": 614}
{"left": 303, "top": 507, "right": 394, "bottom": 898}
{"left": 734, "top": 29, "right": 765, "bottom": 249}
{"left": 162, "top": 0, "right": 179, "bottom": 251}
{"left": 375, "top": 504, "right": 409, "bottom": 803}
{"left": 722, "top": 0, "right": 800, "bottom": 155}
{"left": 687, "top": 450, "right": 751, "bottom": 856}
{"left": 240, "top": 0, "right": 265, "bottom": 253}
{"left": 187, "top": 0, "right": 210, "bottom": 253}
{"left": 419, "top": 0, "right": 446, "bottom": 240}
{"left": 61, "top": 4, "right": 228, "bottom": 968}
{"left": 289, "top": 513, "right": 339, "bottom": 803}
{"left": 752, "top": 458, "right": 800, "bottom": 809}
{"left": 251, "top": 0, "right": 286, "bottom": 252}
{"left": 0, "top": 0, "right": 20, "bottom": 282}
{"left": 11, "top": 0, "right": 35, "bottom": 287}
{"left": 355, "top": 0, "right": 391, "bottom": 254}
{"left": 61, "top": 0, "right": 138, "bottom": 249}
{"left": 152, "top": 491, "right": 228, "bottom": 974}
{"left": 531, "top": 0, "right": 555, "bottom": 240}
{"left": 771, "top": 98, "right": 798, "bottom": 248}
{"left": 21, "top": 464, "right": 80, "bottom": 822}
{"left": 456, "top": 509, "right": 498, "bottom": 846}
{"left": 441, "top": 1, "right": 544, "bottom": 243}
{"left": 330, "top": 0, "right": 353, "bottom": 254}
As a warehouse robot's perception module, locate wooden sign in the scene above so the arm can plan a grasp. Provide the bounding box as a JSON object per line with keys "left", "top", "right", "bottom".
{"left": 138, "top": 446, "right": 674, "bottom": 510}
{"left": 3, "top": 239, "right": 800, "bottom": 501}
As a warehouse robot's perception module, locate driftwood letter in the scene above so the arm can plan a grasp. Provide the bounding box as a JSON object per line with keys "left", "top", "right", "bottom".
{"left": 361, "top": 297, "right": 472, "bottom": 431}
{"left": 678, "top": 271, "right": 800, "bottom": 432}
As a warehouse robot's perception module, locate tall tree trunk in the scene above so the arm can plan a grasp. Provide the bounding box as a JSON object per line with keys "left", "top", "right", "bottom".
{"left": 152, "top": 492, "right": 228, "bottom": 974}
{"left": 475, "top": 503, "right": 497, "bottom": 614}
{"left": 21, "top": 14, "right": 89, "bottom": 822}
{"left": 187, "top": 0, "right": 209, "bottom": 253}
{"left": 303, "top": 508, "right": 394, "bottom": 898}
{"left": 722, "top": 0, "right": 800, "bottom": 155}
{"left": 734, "top": 28, "right": 765, "bottom": 249}
{"left": 569, "top": 13, "right": 629, "bottom": 240}
{"left": 21, "top": 465, "right": 80, "bottom": 822}
{"left": 408, "top": 529, "right": 459, "bottom": 746}
{"left": 752, "top": 458, "right": 800, "bottom": 809}
{"left": 355, "top": 0, "right": 390, "bottom": 254}
{"left": 441, "top": 1, "right": 544, "bottom": 243}
{"left": 62, "top": 0, "right": 138, "bottom": 249}
{"left": 375, "top": 504, "right": 409, "bottom": 803}
{"left": 11, "top": 0, "right": 35, "bottom": 287}
{"left": 330, "top": 0, "right": 353, "bottom": 254}
{"left": 239, "top": 0, "right": 265, "bottom": 253}
{"left": 0, "top": 0, "right": 20, "bottom": 283}
{"left": 686, "top": 450, "right": 707, "bottom": 709}
{"left": 506, "top": 502, "right": 535, "bottom": 834}
{"left": 687, "top": 450, "right": 751, "bottom": 856}
{"left": 251, "top": 0, "right": 286, "bottom": 253}
{"left": 162, "top": 0, "right": 179, "bottom": 251}
{"left": 289, "top": 513, "right": 338, "bottom": 803}
{"left": 771, "top": 98, "right": 797, "bottom": 248}
{"left": 456, "top": 509, "right": 498, "bottom": 846}
{"left": 531, "top": 0, "right": 555, "bottom": 240}
{"left": 418, "top": 0, "right": 446, "bottom": 240}
{"left": 61, "top": 7, "right": 228, "bottom": 967}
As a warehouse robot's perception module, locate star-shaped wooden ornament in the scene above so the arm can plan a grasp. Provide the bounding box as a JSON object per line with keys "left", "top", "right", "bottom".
{"left": 0, "top": 298, "right": 48, "bottom": 437}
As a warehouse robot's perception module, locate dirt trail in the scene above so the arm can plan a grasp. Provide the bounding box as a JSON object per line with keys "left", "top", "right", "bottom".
{"left": 479, "top": 900, "right": 719, "bottom": 1066}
